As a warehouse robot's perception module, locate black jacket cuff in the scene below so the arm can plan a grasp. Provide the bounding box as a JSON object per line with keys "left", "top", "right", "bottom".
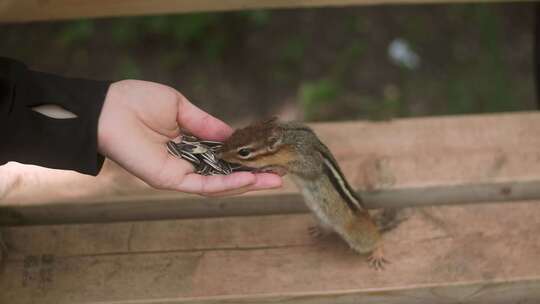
{"left": 0, "top": 57, "right": 111, "bottom": 175}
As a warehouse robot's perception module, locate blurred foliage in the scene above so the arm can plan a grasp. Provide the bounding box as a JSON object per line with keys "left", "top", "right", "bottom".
{"left": 116, "top": 57, "right": 143, "bottom": 79}
{"left": 444, "top": 6, "right": 517, "bottom": 114}
{"left": 299, "top": 39, "right": 365, "bottom": 120}
{"left": 43, "top": 9, "right": 278, "bottom": 90}
{"left": 56, "top": 20, "right": 95, "bottom": 48}
{"left": 298, "top": 4, "right": 528, "bottom": 121}
{"left": 271, "top": 36, "right": 307, "bottom": 83}
{"left": 109, "top": 14, "right": 232, "bottom": 61}
{"left": 331, "top": 41, "right": 365, "bottom": 78}
{"left": 239, "top": 10, "right": 271, "bottom": 27}
{"left": 56, "top": 10, "right": 273, "bottom": 64}
{"left": 1, "top": 4, "right": 532, "bottom": 122}
{"left": 280, "top": 37, "right": 306, "bottom": 66}
{"left": 300, "top": 78, "right": 342, "bottom": 119}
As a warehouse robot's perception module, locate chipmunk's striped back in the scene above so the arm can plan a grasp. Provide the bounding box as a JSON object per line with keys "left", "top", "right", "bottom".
{"left": 315, "top": 140, "right": 365, "bottom": 212}
{"left": 220, "top": 119, "right": 386, "bottom": 269}
{"left": 279, "top": 122, "right": 366, "bottom": 213}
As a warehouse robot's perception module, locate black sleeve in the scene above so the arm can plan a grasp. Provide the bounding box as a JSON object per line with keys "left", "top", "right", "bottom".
{"left": 0, "top": 57, "right": 112, "bottom": 176}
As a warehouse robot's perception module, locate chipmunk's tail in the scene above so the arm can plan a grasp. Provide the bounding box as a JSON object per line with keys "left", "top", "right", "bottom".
{"left": 370, "top": 208, "right": 408, "bottom": 233}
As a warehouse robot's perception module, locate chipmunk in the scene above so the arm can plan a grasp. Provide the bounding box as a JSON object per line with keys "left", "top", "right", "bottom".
{"left": 219, "top": 118, "right": 388, "bottom": 269}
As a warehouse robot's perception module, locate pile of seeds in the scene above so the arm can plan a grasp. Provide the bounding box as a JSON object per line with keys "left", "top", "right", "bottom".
{"left": 167, "top": 134, "right": 250, "bottom": 176}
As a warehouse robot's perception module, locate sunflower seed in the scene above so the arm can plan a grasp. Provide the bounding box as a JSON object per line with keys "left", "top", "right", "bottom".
{"left": 166, "top": 134, "right": 252, "bottom": 176}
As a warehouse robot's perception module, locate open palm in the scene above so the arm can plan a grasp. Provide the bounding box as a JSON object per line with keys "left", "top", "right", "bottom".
{"left": 97, "top": 80, "right": 281, "bottom": 196}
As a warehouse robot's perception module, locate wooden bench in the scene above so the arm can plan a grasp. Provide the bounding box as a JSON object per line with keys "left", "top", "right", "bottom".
{"left": 2, "top": 112, "right": 540, "bottom": 303}
{"left": 1, "top": 1, "right": 539, "bottom": 303}
{"left": 1, "top": 0, "right": 531, "bottom": 22}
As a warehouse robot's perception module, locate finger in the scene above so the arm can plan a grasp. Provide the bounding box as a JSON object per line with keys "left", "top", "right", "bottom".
{"left": 175, "top": 171, "right": 256, "bottom": 194}
{"left": 204, "top": 185, "right": 254, "bottom": 197}
{"left": 251, "top": 173, "right": 283, "bottom": 190}
{"left": 205, "top": 173, "right": 282, "bottom": 197}
{"left": 176, "top": 94, "right": 232, "bottom": 141}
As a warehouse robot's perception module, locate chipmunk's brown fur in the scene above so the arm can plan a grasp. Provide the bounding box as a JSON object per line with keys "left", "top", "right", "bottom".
{"left": 220, "top": 118, "right": 387, "bottom": 269}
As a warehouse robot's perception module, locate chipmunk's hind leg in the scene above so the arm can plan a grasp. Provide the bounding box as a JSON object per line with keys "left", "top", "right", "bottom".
{"left": 367, "top": 246, "right": 389, "bottom": 270}
{"left": 340, "top": 216, "right": 379, "bottom": 253}
{"left": 340, "top": 212, "right": 388, "bottom": 269}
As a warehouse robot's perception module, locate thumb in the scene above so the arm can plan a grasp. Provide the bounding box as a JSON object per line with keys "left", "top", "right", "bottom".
{"left": 176, "top": 94, "right": 232, "bottom": 141}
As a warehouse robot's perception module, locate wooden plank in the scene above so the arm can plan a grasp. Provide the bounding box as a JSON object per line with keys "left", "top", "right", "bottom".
{"left": 2, "top": 200, "right": 540, "bottom": 303}
{"left": 0, "top": 0, "right": 532, "bottom": 23}
{"left": 3, "top": 180, "right": 540, "bottom": 226}
{"left": 2, "top": 112, "right": 540, "bottom": 225}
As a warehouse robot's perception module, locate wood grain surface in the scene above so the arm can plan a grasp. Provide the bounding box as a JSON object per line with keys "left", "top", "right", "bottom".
{"left": 1, "top": 200, "right": 540, "bottom": 303}
{"left": 2, "top": 112, "right": 540, "bottom": 225}
{"left": 0, "top": 0, "right": 531, "bottom": 23}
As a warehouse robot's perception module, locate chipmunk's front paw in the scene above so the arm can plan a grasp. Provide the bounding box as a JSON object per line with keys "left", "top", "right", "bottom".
{"left": 367, "top": 247, "right": 389, "bottom": 271}
{"left": 308, "top": 225, "right": 333, "bottom": 239}
{"left": 308, "top": 226, "right": 324, "bottom": 238}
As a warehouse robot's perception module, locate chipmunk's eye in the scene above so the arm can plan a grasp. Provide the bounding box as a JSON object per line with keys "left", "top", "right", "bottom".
{"left": 237, "top": 148, "right": 253, "bottom": 158}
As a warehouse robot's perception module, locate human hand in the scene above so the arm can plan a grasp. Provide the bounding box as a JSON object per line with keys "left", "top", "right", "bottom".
{"left": 97, "top": 80, "right": 282, "bottom": 196}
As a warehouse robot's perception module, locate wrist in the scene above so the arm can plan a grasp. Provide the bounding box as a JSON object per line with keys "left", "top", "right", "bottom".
{"left": 97, "top": 81, "right": 121, "bottom": 158}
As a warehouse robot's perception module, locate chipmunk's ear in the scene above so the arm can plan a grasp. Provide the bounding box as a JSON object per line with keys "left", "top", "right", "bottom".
{"left": 267, "top": 127, "right": 283, "bottom": 152}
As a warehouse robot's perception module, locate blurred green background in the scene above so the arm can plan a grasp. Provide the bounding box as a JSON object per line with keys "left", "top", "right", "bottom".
{"left": 0, "top": 4, "right": 535, "bottom": 123}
